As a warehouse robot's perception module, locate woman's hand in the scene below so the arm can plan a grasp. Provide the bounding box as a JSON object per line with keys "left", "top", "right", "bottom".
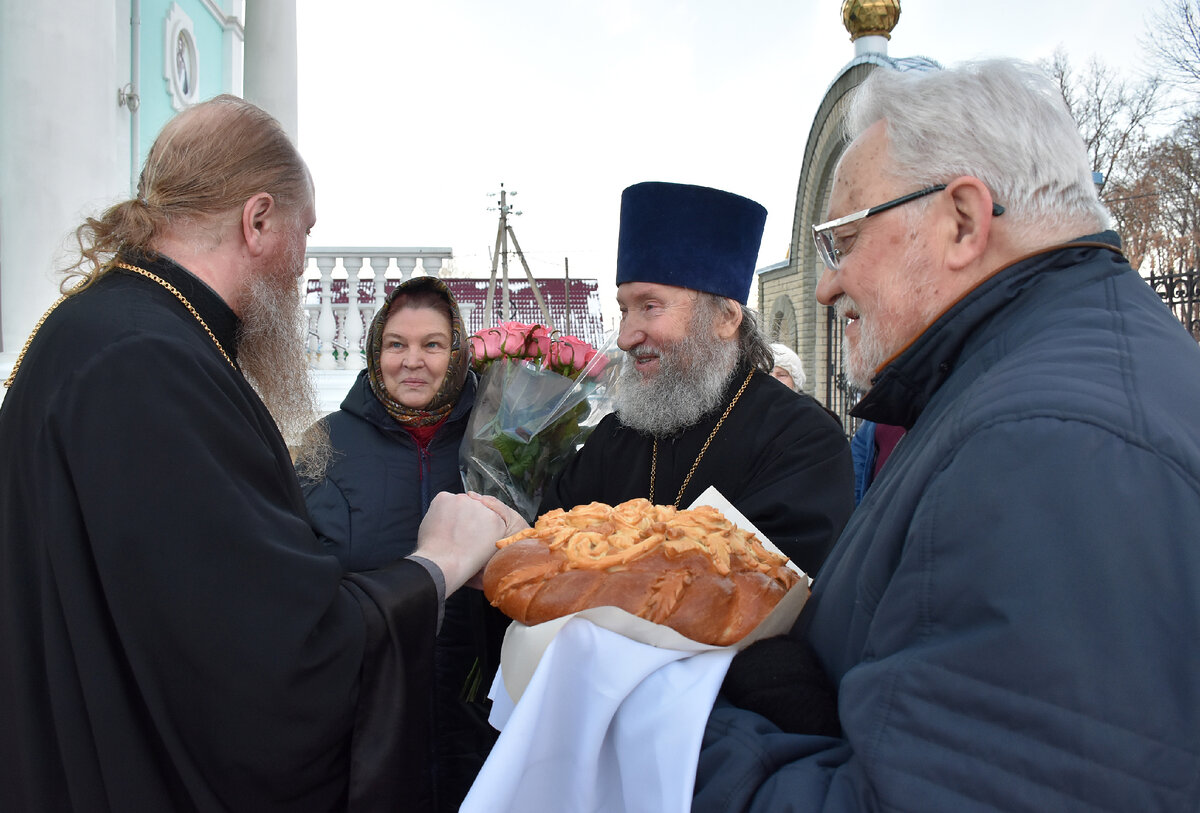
{"left": 466, "top": 491, "right": 529, "bottom": 538}
{"left": 460, "top": 492, "right": 529, "bottom": 588}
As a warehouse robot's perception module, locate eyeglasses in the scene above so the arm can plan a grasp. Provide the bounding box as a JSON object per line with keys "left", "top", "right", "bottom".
{"left": 812, "top": 184, "right": 1005, "bottom": 270}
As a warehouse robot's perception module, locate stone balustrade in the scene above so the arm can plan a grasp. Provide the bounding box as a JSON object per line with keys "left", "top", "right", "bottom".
{"left": 303, "top": 247, "right": 454, "bottom": 371}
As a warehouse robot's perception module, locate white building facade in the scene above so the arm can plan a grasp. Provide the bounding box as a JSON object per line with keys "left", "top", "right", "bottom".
{"left": 0, "top": 0, "right": 299, "bottom": 405}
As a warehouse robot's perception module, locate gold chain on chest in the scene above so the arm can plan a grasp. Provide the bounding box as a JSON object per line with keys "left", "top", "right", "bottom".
{"left": 3, "top": 292, "right": 69, "bottom": 388}
{"left": 110, "top": 262, "right": 236, "bottom": 370}
{"left": 649, "top": 368, "right": 755, "bottom": 508}
{"left": 3, "top": 261, "right": 236, "bottom": 389}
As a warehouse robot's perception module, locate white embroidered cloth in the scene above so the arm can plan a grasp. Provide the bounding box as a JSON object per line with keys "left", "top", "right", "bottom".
{"left": 460, "top": 488, "right": 809, "bottom": 813}
{"left": 461, "top": 616, "right": 735, "bottom": 813}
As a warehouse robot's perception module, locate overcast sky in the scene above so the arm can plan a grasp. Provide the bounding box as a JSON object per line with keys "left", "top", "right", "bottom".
{"left": 296, "top": 0, "right": 1161, "bottom": 326}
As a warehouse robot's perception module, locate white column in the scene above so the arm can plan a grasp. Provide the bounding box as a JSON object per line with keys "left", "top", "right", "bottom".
{"left": 368, "top": 255, "right": 390, "bottom": 328}
{"left": 243, "top": 0, "right": 297, "bottom": 143}
{"left": 0, "top": 0, "right": 130, "bottom": 387}
{"left": 460, "top": 302, "right": 477, "bottom": 336}
{"left": 853, "top": 35, "right": 889, "bottom": 58}
{"left": 315, "top": 256, "right": 338, "bottom": 370}
{"left": 224, "top": 0, "right": 246, "bottom": 96}
{"left": 343, "top": 259, "right": 364, "bottom": 371}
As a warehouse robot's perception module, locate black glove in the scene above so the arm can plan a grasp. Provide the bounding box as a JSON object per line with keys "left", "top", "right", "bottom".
{"left": 720, "top": 634, "right": 841, "bottom": 737}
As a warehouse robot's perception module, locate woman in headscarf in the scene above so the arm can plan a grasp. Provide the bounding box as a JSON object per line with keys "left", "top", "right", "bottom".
{"left": 300, "top": 276, "right": 506, "bottom": 812}
{"left": 769, "top": 342, "right": 807, "bottom": 392}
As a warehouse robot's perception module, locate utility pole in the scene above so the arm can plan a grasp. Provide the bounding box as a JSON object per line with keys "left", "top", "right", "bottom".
{"left": 484, "top": 184, "right": 511, "bottom": 326}
{"left": 563, "top": 257, "right": 571, "bottom": 336}
{"left": 485, "top": 183, "right": 552, "bottom": 326}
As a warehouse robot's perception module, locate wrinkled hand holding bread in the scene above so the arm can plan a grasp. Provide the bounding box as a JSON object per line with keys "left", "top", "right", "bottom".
{"left": 482, "top": 498, "right": 802, "bottom": 646}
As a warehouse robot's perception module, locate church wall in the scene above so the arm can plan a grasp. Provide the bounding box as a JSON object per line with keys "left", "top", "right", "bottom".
{"left": 0, "top": 0, "right": 132, "bottom": 366}
{"left": 0, "top": 0, "right": 244, "bottom": 406}
{"left": 138, "top": 0, "right": 231, "bottom": 165}
{"left": 776, "top": 60, "right": 882, "bottom": 417}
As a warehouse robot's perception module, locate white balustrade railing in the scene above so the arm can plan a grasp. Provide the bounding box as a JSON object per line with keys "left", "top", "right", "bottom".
{"left": 302, "top": 247, "right": 453, "bottom": 371}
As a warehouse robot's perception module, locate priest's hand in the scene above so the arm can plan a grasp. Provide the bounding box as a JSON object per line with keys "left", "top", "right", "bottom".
{"left": 415, "top": 492, "right": 509, "bottom": 595}
{"left": 463, "top": 492, "right": 529, "bottom": 587}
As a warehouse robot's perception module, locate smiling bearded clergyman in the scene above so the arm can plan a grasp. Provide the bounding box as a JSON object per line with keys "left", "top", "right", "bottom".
{"left": 539, "top": 181, "right": 855, "bottom": 578}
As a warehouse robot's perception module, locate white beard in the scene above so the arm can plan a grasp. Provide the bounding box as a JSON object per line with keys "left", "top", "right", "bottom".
{"left": 613, "top": 317, "right": 740, "bottom": 438}
{"left": 839, "top": 295, "right": 886, "bottom": 391}
{"left": 840, "top": 240, "right": 940, "bottom": 390}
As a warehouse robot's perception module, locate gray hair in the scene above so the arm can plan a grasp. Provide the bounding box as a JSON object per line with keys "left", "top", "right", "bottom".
{"left": 845, "top": 59, "right": 1111, "bottom": 241}
{"left": 695, "top": 294, "right": 774, "bottom": 374}
{"left": 770, "top": 343, "right": 807, "bottom": 390}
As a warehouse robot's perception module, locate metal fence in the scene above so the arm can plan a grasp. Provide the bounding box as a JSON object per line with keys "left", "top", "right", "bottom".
{"left": 820, "top": 266, "right": 1200, "bottom": 440}
{"left": 1148, "top": 267, "right": 1200, "bottom": 341}
{"left": 824, "top": 305, "right": 863, "bottom": 437}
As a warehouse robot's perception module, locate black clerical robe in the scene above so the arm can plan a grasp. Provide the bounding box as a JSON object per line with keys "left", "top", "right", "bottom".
{"left": 0, "top": 255, "right": 438, "bottom": 812}
{"left": 540, "top": 365, "right": 855, "bottom": 576}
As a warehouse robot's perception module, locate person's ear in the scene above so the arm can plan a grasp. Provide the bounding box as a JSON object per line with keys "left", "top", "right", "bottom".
{"left": 713, "top": 298, "right": 743, "bottom": 341}
{"left": 241, "top": 192, "right": 276, "bottom": 258}
{"left": 943, "top": 176, "right": 996, "bottom": 271}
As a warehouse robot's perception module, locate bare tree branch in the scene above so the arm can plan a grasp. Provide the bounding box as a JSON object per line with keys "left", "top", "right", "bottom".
{"left": 1041, "top": 49, "right": 1166, "bottom": 199}
{"left": 1142, "top": 0, "right": 1200, "bottom": 93}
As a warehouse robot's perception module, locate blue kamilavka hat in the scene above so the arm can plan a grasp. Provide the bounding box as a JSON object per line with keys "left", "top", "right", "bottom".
{"left": 615, "top": 181, "right": 767, "bottom": 305}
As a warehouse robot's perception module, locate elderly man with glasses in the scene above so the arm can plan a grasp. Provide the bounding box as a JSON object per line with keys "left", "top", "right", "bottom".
{"left": 692, "top": 58, "right": 1200, "bottom": 812}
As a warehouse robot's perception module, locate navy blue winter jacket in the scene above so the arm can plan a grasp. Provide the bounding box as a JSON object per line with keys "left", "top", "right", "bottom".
{"left": 693, "top": 234, "right": 1200, "bottom": 811}
{"left": 304, "top": 369, "right": 476, "bottom": 569}
{"left": 303, "top": 368, "right": 507, "bottom": 812}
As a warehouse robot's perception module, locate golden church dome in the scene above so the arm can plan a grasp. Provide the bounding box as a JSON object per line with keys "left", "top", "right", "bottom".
{"left": 841, "top": 0, "right": 901, "bottom": 40}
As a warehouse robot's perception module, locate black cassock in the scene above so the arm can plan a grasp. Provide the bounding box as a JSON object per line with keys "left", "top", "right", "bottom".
{"left": 540, "top": 365, "right": 855, "bottom": 576}
{"left": 0, "top": 254, "right": 439, "bottom": 812}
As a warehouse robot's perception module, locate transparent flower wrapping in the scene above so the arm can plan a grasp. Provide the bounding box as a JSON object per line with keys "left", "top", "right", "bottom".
{"left": 461, "top": 327, "right": 621, "bottom": 522}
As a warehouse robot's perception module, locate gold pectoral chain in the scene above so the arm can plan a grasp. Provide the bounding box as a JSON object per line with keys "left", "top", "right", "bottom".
{"left": 3, "top": 292, "right": 67, "bottom": 389}
{"left": 649, "top": 368, "right": 755, "bottom": 508}
{"left": 111, "top": 262, "right": 236, "bottom": 370}
{"left": 3, "top": 261, "right": 235, "bottom": 389}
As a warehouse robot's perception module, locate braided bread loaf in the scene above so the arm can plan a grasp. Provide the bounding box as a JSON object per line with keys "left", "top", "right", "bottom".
{"left": 482, "top": 498, "right": 801, "bottom": 646}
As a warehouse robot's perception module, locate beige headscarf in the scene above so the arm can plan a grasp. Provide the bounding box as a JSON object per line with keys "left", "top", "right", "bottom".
{"left": 365, "top": 276, "right": 470, "bottom": 427}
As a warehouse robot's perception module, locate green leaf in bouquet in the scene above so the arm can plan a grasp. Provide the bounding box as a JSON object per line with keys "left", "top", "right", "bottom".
{"left": 491, "top": 432, "right": 522, "bottom": 462}
{"left": 510, "top": 436, "right": 543, "bottom": 480}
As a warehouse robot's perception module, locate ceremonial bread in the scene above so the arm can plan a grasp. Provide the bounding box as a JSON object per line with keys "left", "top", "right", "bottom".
{"left": 482, "top": 498, "right": 801, "bottom": 646}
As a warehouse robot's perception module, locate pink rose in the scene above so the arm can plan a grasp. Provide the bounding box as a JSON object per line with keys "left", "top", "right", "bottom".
{"left": 499, "top": 325, "right": 529, "bottom": 356}
{"left": 527, "top": 324, "right": 551, "bottom": 358}
{"left": 547, "top": 334, "right": 609, "bottom": 378}
{"left": 484, "top": 323, "right": 528, "bottom": 357}
{"left": 470, "top": 327, "right": 508, "bottom": 362}
{"left": 549, "top": 335, "right": 591, "bottom": 373}
{"left": 491, "top": 322, "right": 543, "bottom": 358}
{"left": 470, "top": 322, "right": 556, "bottom": 370}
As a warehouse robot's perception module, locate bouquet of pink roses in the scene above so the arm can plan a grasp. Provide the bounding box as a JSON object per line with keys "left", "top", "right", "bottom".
{"left": 460, "top": 321, "right": 620, "bottom": 522}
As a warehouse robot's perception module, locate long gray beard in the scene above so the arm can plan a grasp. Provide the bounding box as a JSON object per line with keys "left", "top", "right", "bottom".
{"left": 235, "top": 273, "right": 323, "bottom": 454}
{"left": 613, "top": 330, "right": 739, "bottom": 438}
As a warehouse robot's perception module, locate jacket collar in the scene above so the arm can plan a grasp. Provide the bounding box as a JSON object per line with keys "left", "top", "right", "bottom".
{"left": 852, "top": 232, "right": 1126, "bottom": 429}
{"left": 342, "top": 367, "right": 478, "bottom": 433}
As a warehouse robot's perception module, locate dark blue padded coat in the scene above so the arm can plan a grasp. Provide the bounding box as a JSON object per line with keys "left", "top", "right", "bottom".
{"left": 304, "top": 368, "right": 476, "bottom": 568}
{"left": 693, "top": 234, "right": 1200, "bottom": 811}
{"left": 303, "top": 369, "right": 508, "bottom": 812}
